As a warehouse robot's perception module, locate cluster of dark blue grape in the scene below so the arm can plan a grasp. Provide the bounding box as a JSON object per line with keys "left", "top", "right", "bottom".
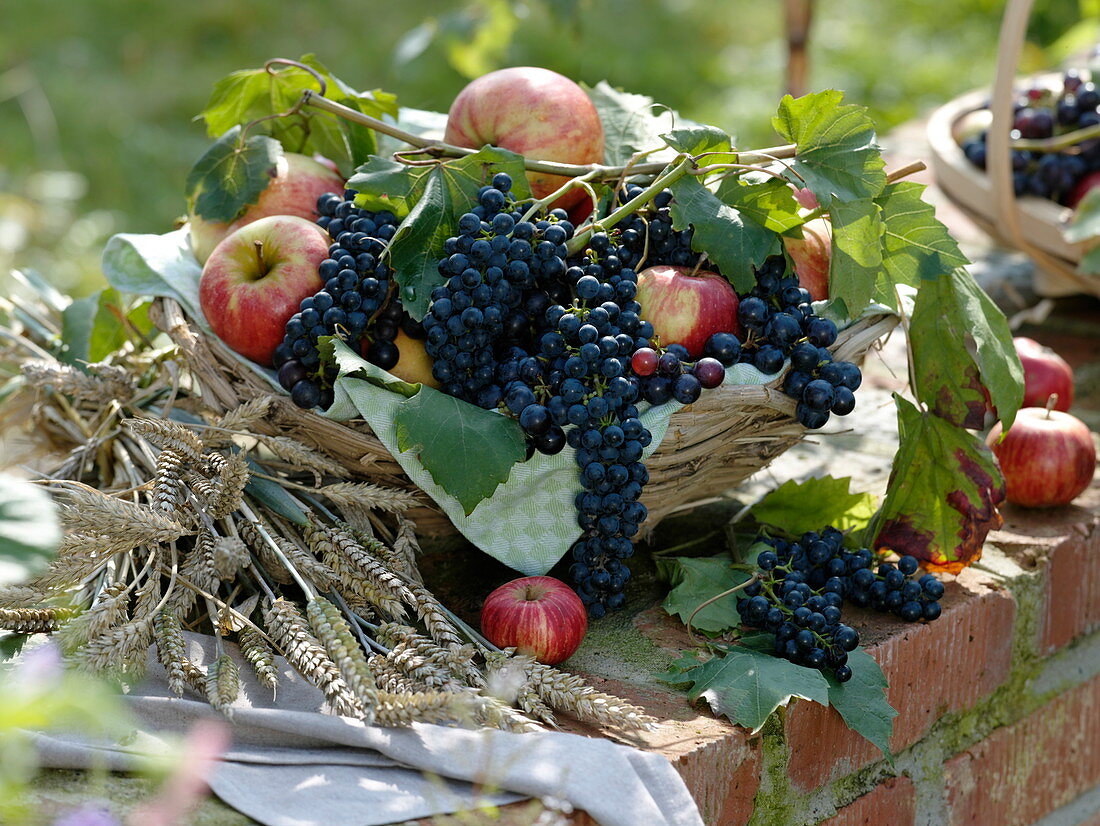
{"left": 613, "top": 187, "right": 702, "bottom": 269}
{"left": 736, "top": 256, "right": 862, "bottom": 429}
{"left": 738, "top": 527, "right": 945, "bottom": 681}
{"left": 422, "top": 174, "right": 574, "bottom": 410}
{"left": 500, "top": 229, "right": 655, "bottom": 616}
{"left": 273, "top": 190, "right": 401, "bottom": 409}
{"left": 961, "top": 69, "right": 1100, "bottom": 204}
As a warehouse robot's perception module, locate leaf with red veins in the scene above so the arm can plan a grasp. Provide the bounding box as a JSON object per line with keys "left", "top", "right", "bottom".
{"left": 872, "top": 395, "right": 1005, "bottom": 574}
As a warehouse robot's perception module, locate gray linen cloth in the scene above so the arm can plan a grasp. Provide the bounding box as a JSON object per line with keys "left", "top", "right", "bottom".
{"left": 30, "top": 634, "right": 704, "bottom": 826}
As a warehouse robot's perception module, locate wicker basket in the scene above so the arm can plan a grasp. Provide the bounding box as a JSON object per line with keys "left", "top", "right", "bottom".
{"left": 151, "top": 297, "right": 896, "bottom": 538}
{"left": 927, "top": 0, "right": 1100, "bottom": 298}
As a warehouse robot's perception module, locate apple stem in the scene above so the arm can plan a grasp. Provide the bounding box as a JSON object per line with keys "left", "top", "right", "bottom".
{"left": 1046, "top": 394, "right": 1058, "bottom": 417}
{"left": 253, "top": 241, "right": 268, "bottom": 277}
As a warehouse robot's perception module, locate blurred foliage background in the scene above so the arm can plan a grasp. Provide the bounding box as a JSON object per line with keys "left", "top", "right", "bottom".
{"left": 0, "top": 0, "right": 1096, "bottom": 297}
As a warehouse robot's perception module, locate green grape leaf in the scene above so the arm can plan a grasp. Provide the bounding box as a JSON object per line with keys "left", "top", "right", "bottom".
{"left": 1063, "top": 186, "right": 1100, "bottom": 243}
{"left": 0, "top": 474, "right": 61, "bottom": 587}
{"left": 875, "top": 182, "right": 969, "bottom": 301}
{"left": 0, "top": 633, "right": 29, "bottom": 661}
{"left": 910, "top": 268, "right": 1023, "bottom": 431}
{"left": 1078, "top": 244, "right": 1100, "bottom": 276}
{"left": 668, "top": 174, "right": 777, "bottom": 292}
{"left": 717, "top": 177, "right": 805, "bottom": 234}
{"left": 101, "top": 228, "right": 204, "bottom": 327}
{"left": 200, "top": 54, "right": 398, "bottom": 174}
{"left": 870, "top": 395, "right": 1005, "bottom": 573}
{"left": 828, "top": 198, "right": 882, "bottom": 317}
{"left": 751, "top": 476, "right": 878, "bottom": 538}
{"left": 185, "top": 126, "right": 283, "bottom": 223}
{"left": 394, "top": 389, "right": 527, "bottom": 515}
{"left": 585, "top": 81, "right": 688, "bottom": 167}
{"left": 388, "top": 146, "right": 531, "bottom": 320}
{"left": 60, "top": 289, "right": 152, "bottom": 366}
{"left": 772, "top": 91, "right": 887, "bottom": 206}
{"left": 826, "top": 648, "right": 896, "bottom": 756}
{"left": 347, "top": 157, "right": 433, "bottom": 218}
{"left": 660, "top": 554, "right": 748, "bottom": 634}
{"left": 662, "top": 647, "right": 829, "bottom": 733}
{"left": 662, "top": 126, "right": 736, "bottom": 165}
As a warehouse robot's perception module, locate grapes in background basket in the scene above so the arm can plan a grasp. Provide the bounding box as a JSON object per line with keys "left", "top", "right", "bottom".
{"left": 276, "top": 189, "right": 402, "bottom": 410}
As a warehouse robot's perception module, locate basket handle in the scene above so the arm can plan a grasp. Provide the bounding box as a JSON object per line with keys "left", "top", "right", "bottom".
{"left": 988, "top": 0, "right": 1099, "bottom": 292}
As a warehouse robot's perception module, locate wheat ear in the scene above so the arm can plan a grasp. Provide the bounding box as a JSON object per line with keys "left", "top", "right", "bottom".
{"left": 263, "top": 599, "right": 363, "bottom": 718}
{"left": 307, "top": 597, "right": 378, "bottom": 719}
{"left": 205, "top": 653, "right": 241, "bottom": 716}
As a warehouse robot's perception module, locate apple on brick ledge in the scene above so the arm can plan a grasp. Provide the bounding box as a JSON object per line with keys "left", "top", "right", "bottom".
{"left": 188, "top": 152, "right": 344, "bottom": 264}
{"left": 199, "top": 215, "right": 330, "bottom": 367}
{"left": 987, "top": 400, "right": 1096, "bottom": 508}
{"left": 481, "top": 576, "right": 587, "bottom": 665}
{"left": 635, "top": 265, "right": 741, "bottom": 359}
{"left": 443, "top": 66, "right": 604, "bottom": 211}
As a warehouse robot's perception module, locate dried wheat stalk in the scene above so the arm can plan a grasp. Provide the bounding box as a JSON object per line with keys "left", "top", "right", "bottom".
{"left": 55, "top": 487, "right": 188, "bottom": 545}
{"left": 205, "top": 397, "right": 275, "bottom": 445}
{"left": 0, "top": 585, "right": 48, "bottom": 608}
{"left": 212, "top": 536, "right": 249, "bottom": 581}
{"left": 205, "top": 653, "right": 241, "bottom": 716}
{"left": 238, "top": 625, "right": 279, "bottom": 692}
{"left": 373, "top": 689, "right": 475, "bottom": 728}
{"left": 305, "top": 522, "right": 409, "bottom": 618}
{"left": 0, "top": 606, "right": 74, "bottom": 633}
{"left": 151, "top": 448, "right": 185, "bottom": 515}
{"left": 208, "top": 452, "right": 249, "bottom": 519}
{"left": 259, "top": 436, "right": 346, "bottom": 479}
{"left": 20, "top": 360, "right": 133, "bottom": 403}
{"left": 522, "top": 660, "right": 655, "bottom": 731}
{"left": 153, "top": 609, "right": 190, "bottom": 697}
{"left": 125, "top": 418, "right": 203, "bottom": 463}
{"left": 307, "top": 597, "right": 378, "bottom": 718}
{"left": 263, "top": 599, "right": 363, "bottom": 718}
{"left": 319, "top": 482, "right": 420, "bottom": 515}
{"left": 376, "top": 623, "right": 483, "bottom": 688}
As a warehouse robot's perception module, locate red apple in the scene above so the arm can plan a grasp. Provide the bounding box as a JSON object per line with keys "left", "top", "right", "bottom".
{"left": 199, "top": 215, "right": 330, "bottom": 366}
{"left": 189, "top": 152, "right": 344, "bottom": 264}
{"left": 1014, "top": 337, "right": 1074, "bottom": 411}
{"left": 783, "top": 217, "right": 832, "bottom": 301}
{"left": 480, "top": 576, "right": 587, "bottom": 665}
{"left": 1068, "top": 170, "right": 1100, "bottom": 209}
{"left": 987, "top": 405, "right": 1096, "bottom": 507}
{"left": 444, "top": 67, "right": 604, "bottom": 210}
{"left": 635, "top": 265, "right": 741, "bottom": 358}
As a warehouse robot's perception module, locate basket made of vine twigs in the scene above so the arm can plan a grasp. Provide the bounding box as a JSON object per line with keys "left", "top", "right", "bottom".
{"left": 927, "top": 0, "right": 1100, "bottom": 299}
{"left": 151, "top": 296, "right": 897, "bottom": 538}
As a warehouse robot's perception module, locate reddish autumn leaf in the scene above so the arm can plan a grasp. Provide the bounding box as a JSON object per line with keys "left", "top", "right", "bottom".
{"left": 872, "top": 395, "right": 1005, "bottom": 573}
{"left": 909, "top": 269, "right": 1023, "bottom": 432}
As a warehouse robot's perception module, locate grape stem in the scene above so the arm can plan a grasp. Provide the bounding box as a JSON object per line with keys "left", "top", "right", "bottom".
{"left": 518, "top": 169, "right": 601, "bottom": 224}
{"left": 566, "top": 155, "right": 696, "bottom": 254}
{"left": 299, "top": 90, "right": 797, "bottom": 178}
{"left": 686, "top": 572, "right": 760, "bottom": 646}
{"left": 1012, "top": 123, "right": 1100, "bottom": 153}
